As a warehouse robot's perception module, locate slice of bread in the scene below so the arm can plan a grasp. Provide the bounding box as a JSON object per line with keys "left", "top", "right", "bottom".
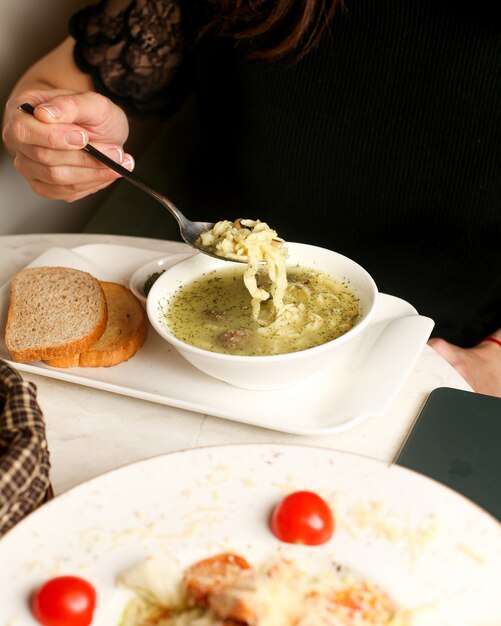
{"left": 45, "top": 282, "right": 147, "bottom": 368}
{"left": 5, "top": 266, "right": 107, "bottom": 362}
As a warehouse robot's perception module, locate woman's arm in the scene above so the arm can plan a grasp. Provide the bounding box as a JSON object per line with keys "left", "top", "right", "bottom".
{"left": 2, "top": 37, "right": 134, "bottom": 202}
{"left": 429, "top": 330, "right": 501, "bottom": 397}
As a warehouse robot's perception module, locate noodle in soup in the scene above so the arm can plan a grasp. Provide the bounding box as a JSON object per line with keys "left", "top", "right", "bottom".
{"left": 165, "top": 265, "right": 360, "bottom": 356}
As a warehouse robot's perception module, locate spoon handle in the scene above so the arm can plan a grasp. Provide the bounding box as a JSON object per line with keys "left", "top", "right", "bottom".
{"left": 18, "top": 103, "right": 184, "bottom": 224}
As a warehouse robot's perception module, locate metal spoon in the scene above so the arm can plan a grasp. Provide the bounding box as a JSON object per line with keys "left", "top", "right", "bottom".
{"left": 19, "top": 102, "right": 241, "bottom": 262}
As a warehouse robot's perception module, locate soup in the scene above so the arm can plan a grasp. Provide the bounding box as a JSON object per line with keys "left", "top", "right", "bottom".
{"left": 165, "top": 265, "right": 360, "bottom": 356}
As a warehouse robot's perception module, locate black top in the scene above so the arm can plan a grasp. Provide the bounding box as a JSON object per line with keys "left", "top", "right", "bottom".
{"left": 71, "top": 0, "right": 501, "bottom": 346}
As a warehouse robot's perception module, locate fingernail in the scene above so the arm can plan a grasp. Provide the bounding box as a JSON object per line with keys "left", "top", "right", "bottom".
{"left": 38, "top": 105, "right": 61, "bottom": 119}
{"left": 122, "top": 155, "right": 135, "bottom": 171}
{"left": 104, "top": 147, "right": 124, "bottom": 163}
{"left": 66, "top": 130, "right": 87, "bottom": 147}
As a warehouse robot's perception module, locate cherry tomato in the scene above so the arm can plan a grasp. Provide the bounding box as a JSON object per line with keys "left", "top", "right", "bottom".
{"left": 31, "top": 575, "right": 96, "bottom": 626}
{"left": 270, "top": 490, "right": 335, "bottom": 545}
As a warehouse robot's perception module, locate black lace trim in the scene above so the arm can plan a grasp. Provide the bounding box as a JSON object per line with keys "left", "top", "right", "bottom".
{"left": 69, "top": 0, "right": 193, "bottom": 118}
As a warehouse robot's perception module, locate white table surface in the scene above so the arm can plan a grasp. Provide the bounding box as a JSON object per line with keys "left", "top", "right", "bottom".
{"left": 0, "top": 233, "right": 472, "bottom": 496}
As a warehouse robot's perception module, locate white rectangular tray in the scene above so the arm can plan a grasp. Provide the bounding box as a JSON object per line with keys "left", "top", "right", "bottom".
{"left": 0, "top": 244, "right": 434, "bottom": 435}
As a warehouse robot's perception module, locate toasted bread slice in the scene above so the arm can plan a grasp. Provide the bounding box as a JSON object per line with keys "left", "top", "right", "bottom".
{"left": 5, "top": 266, "right": 107, "bottom": 362}
{"left": 45, "top": 282, "right": 147, "bottom": 368}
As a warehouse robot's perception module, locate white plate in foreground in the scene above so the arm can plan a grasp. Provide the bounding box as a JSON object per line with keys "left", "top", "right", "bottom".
{"left": 0, "top": 244, "right": 434, "bottom": 435}
{"left": 0, "top": 444, "right": 499, "bottom": 625}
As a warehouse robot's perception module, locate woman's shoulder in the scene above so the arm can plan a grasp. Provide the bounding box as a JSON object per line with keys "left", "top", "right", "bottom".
{"left": 69, "top": 0, "right": 193, "bottom": 118}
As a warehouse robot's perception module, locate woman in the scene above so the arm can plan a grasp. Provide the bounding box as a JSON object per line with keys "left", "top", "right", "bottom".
{"left": 2, "top": 0, "right": 501, "bottom": 395}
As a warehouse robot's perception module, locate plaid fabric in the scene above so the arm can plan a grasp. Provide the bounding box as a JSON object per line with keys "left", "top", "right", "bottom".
{"left": 0, "top": 359, "right": 52, "bottom": 537}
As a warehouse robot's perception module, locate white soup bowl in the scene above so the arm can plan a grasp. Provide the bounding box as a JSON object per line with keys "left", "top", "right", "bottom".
{"left": 146, "top": 242, "right": 378, "bottom": 390}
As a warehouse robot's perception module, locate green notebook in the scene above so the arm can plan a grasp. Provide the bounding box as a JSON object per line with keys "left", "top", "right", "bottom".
{"left": 395, "top": 387, "right": 501, "bottom": 520}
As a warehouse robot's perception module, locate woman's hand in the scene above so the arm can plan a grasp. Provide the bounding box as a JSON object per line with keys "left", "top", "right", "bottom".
{"left": 2, "top": 89, "right": 135, "bottom": 202}
{"left": 429, "top": 337, "right": 501, "bottom": 397}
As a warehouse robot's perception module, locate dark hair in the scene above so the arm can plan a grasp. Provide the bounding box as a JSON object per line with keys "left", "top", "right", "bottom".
{"left": 205, "top": 0, "right": 342, "bottom": 61}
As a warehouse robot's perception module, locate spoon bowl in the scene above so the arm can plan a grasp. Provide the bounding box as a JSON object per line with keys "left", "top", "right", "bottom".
{"left": 20, "top": 103, "right": 243, "bottom": 262}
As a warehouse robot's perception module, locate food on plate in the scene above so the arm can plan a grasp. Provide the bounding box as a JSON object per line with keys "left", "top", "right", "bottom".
{"left": 31, "top": 575, "right": 96, "bottom": 626}
{"left": 119, "top": 552, "right": 408, "bottom": 625}
{"left": 45, "top": 282, "right": 147, "bottom": 368}
{"left": 198, "top": 219, "right": 288, "bottom": 319}
{"left": 270, "top": 490, "right": 335, "bottom": 545}
{"left": 183, "top": 553, "right": 252, "bottom": 606}
{"left": 5, "top": 266, "right": 107, "bottom": 362}
{"left": 164, "top": 264, "right": 360, "bottom": 356}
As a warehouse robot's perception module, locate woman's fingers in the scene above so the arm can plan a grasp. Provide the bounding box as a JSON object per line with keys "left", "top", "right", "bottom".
{"left": 29, "top": 178, "right": 119, "bottom": 202}
{"left": 32, "top": 91, "right": 129, "bottom": 144}
{"left": 15, "top": 149, "right": 134, "bottom": 183}
{"left": 3, "top": 88, "right": 133, "bottom": 201}
{"left": 7, "top": 110, "right": 89, "bottom": 154}
{"left": 5, "top": 90, "right": 128, "bottom": 151}
{"left": 14, "top": 150, "right": 135, "bottom": 198}
{"left": 20, "top": 142, "right": 126, "bottom": 169}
